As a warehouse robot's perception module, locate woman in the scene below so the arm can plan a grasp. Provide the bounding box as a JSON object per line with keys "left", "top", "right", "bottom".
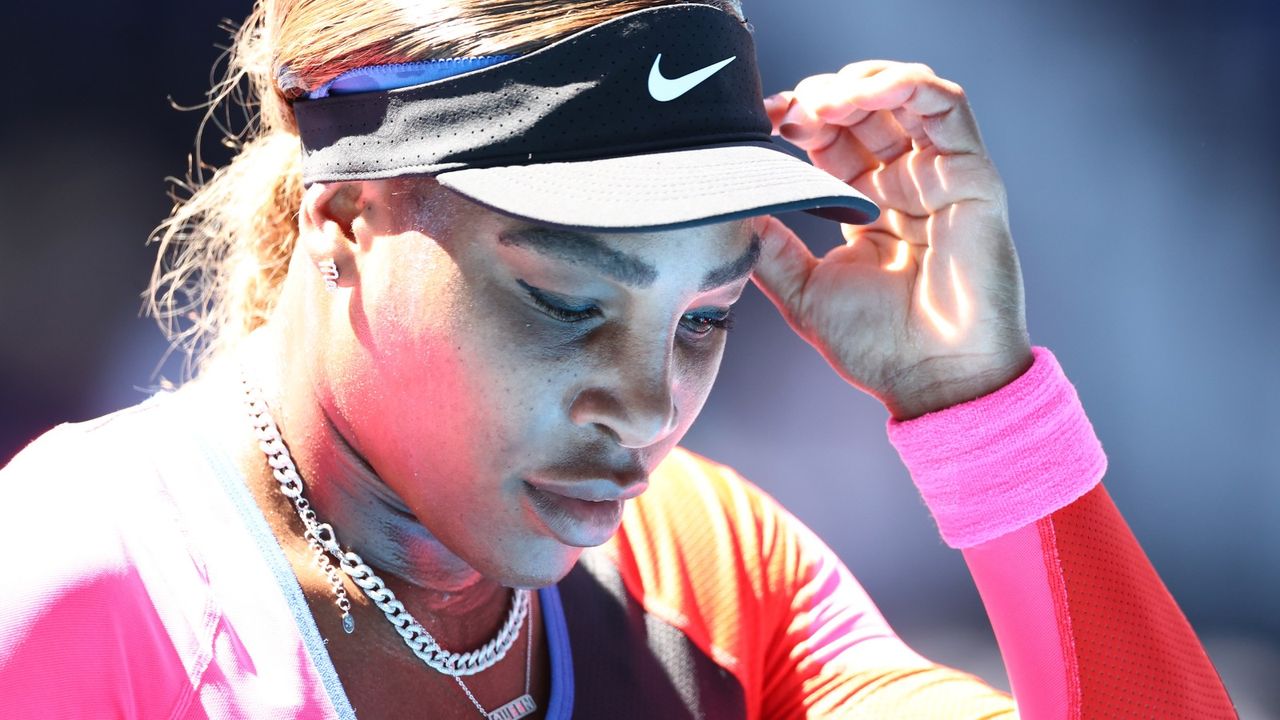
{"left": 0, "top": 0, "right": 1239, "bottom": 718}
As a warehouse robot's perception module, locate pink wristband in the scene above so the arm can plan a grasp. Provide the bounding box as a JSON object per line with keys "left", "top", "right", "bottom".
{"left": 885, "top": 346, "right": 1107, "bottom": 549}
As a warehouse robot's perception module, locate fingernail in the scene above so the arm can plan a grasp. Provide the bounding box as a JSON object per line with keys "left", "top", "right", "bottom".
{"left": 781, "top": 102, "right": 817, "bottom": 126}
{"left": 779, "top": 122, "right": 802, "bottom": 140}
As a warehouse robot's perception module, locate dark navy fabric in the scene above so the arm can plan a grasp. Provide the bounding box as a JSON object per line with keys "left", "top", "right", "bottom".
{"left": 556, "top": 550, "right": 747, "bottom": 719}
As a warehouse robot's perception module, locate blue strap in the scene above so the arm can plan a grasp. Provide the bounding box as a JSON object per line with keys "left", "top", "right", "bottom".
{"left": 308, "top": 56, "right": 519, "bottom": 99}
{"left": 538, "top": 584, "right": 575, "bottom": 718}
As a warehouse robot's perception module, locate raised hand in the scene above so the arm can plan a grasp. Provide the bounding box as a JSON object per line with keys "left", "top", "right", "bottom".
{"left": 752, "top": 61, "right": 1034, "bottom": 421}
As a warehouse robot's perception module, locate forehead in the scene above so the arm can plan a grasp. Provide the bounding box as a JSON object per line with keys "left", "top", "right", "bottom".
{"left": 498, "top": 223, "right": 759, "bottom": 291}
{"left": 388, "top": 178, "right": 759, "bottom": 287}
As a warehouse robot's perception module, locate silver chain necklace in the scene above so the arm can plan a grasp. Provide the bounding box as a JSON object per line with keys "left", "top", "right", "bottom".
{"left": 241, "top": 375, "right": 538, "bottom": 719}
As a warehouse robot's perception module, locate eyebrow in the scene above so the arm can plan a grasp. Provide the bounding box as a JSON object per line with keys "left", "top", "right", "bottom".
{"left": 699, "top": 235, "right": 760, "bottom": 291}
{"left": 498, "top": 227, "right": 761, "bottom": 292}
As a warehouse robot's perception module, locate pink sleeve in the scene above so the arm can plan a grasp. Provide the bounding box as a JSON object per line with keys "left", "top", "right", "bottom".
{"left": 887, "top": 346, "right": 1238, "bottom": 719}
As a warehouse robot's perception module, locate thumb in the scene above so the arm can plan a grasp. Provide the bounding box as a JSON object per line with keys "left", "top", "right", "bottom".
{"left": 750, "top": 215, "right": 817, "bottom": 321}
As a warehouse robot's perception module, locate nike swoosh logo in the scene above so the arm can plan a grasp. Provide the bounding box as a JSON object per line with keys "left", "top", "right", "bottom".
{"left": 647, "top": 53, "right": 737, "bottom": 102}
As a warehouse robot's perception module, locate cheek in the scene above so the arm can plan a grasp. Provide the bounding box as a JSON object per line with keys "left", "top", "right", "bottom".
{"left": 361, "top": 239, "right": 457, "bottom": 352}
{"left": 329, "top": 244, "right": 487, "bottom": 469}
{"left": 673, "top": 338, "right": 726, "bottom": 426}
{"left": 350, "top": 258, "right": 564, "bottom": 478}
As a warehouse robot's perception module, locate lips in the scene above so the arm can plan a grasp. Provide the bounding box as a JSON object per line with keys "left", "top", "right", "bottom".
{"left": 525, "top": 477, "right": 649, "bottom": 503}
{"left": 522, "top": 475, "right": 648, "bottom": 547}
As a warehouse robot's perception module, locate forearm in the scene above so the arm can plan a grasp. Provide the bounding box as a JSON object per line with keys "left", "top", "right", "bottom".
{"left": 887, "top": 346, "right": 1236, "bottom": 719}
{"left": 962, "top": 483, "right": 1235, "bottom": 718}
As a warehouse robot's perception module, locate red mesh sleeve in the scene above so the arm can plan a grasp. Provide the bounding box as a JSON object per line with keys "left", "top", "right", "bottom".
{"left": 1048, "top": 483, "right": 1237, "bottom": 718}
{"left": 963, "top": 483, "right": 1239, "bottom": 719}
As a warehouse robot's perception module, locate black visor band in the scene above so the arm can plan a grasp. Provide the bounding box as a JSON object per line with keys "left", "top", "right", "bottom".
{"left": 293, "top": 5, "right": 772, "bottom": 182}
{"left": 291, "top": 4, "right": 880, "bottom": 229}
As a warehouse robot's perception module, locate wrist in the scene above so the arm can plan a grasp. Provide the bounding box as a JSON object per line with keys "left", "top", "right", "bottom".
{"left": 883, "top": 347, "right": 1035, "bottom": 422}
{"left": 884, "top": 345, "right": 1108, "bottom": 548}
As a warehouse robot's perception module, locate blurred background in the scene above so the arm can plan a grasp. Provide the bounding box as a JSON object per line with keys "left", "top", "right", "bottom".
{"left": 1, "top": 0, "right": 1277, "bottom": 715}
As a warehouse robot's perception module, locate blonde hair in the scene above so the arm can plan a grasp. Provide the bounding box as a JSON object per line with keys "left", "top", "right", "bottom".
{"left": 147, "top": 0, "right": 746, "bottom": 378}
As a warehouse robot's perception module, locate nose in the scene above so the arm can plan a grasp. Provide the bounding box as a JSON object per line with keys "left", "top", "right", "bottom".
{"left": 569, "top": 337, "right": 680, "bottom": 449}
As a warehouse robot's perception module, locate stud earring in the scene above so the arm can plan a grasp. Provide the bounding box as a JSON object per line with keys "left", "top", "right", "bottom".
{"left": 318, "top": 259, "right": 339, "bottom": 291}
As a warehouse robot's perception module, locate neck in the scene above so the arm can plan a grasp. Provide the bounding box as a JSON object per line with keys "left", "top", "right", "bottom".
{"left": 231, "top": 311, "right": 511, "bottom": 645}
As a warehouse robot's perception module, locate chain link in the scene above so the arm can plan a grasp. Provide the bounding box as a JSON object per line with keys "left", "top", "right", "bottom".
{"left": 453, "top": 608, "right": 534, "bottom": 718}
{"left": 241, "top": 375, "right": 529, "bottom": 677}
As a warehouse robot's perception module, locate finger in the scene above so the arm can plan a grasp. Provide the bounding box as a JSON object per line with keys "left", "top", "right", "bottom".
{"left": 763, "top": 91, "right": 794, "bottom": 134}
{"left": 891, "top": 107, "right": 930, "bottom": 150}
{"left": 821, "top": 63, "right": 986, "bottom": 155}
{"left": 796, "top": 61, "right": 923, "bottom": 125}
{"left": 791, "top": 73, "right": 915, "bottom": 165}
{"left": 844, "top": 205, "right": 900, "bottom": 243}
{"left": 846, "top": 109, "right": 913, "bottom": 165}
{"left": 850, "top": 155, "right": 930, "bottom": 218}
{"left": 808, "top": 127, "right": 879, "bottom": 183}
{"left": 849, "top": 206, "right": 930, "bottom": 253}
{"left": 841, "top": 221, "right": 920, "bottom": 270}
{"left": 837, "top": 223, "right": 886, "bottom": 266}
{"left": 750, "top": 215, "right": 818, "bottom": 320}
{"left": 778, "top": 116, "right": 842, "bottom": 151}
{"left": 771, "top": 62, "right": 892, "bottom": 135}
{"left": 837, "top": 59, "right": 898, "bottom": 80}
{"left": 778, "top": 80, "right": 842, "bottom": 150}
{"left": 821, "top": 59, "right": 898, "bottom": 114}
{"left": 852, "top": 147, "right": 1003, "bottom": 217}
{"left": 808, "top": 60, "right": 895, "bottom": 124}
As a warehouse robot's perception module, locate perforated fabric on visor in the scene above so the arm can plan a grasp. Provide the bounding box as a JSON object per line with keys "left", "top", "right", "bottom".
{"left": 290, "top": 3, "right": 879, "bottom": 231}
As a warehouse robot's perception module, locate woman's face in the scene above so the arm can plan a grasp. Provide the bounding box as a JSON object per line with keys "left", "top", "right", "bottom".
{"left": 321, "top": 178, "right": 759, "bottom": 588}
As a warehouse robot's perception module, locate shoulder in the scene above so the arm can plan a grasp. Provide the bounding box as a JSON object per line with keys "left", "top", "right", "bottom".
{"left": 598, "top": 446, "right": 833, "bottom": 684}
{"left": 2, "top": 391, "right": 175, "bottom": 491}
{"left": 0, "top": 394, "right": 213, "bottom": 716}
{"left": 0, "top": 394, "right": 193, "bottom": 567}
{"left": 632, "top": 444, "right": 779, "bottom": 529}
{"left": 605, "top": 448, "right": 940, "bottom": 717}
{"left": 620, "top": 445, "right": 809, "bottom": 583}
{"left": 1, "top": 395, "right": 178, "bottom": 568}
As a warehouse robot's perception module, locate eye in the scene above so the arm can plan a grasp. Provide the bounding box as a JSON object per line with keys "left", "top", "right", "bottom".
{"left": 680, "top": 307, "right": 736, "bottom": 336}
{"left": 518, "top": 280, "right": 736, "bottom": 336}
{"left": 519, "top": 280, "right": 600, "bottom": 323}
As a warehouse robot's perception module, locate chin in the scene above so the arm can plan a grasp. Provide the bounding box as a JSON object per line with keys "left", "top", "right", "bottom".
{"left": 491, "top": 536, "right": 588, "bottom": 590}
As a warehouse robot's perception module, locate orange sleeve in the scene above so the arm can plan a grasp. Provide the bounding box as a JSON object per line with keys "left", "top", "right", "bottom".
{"left": 611, "top": 446, "right": 1237, "bottom": 718}
{"left": 612, "top": 447, "right": 1017, "bottom": 719}
{"left": 755, "top": 485, "right": 1018, "bottom": 719}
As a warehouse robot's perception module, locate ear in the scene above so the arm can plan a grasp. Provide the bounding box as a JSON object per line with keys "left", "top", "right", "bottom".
{"left": 300, "top": 181, "right": 365, "bottom": 289}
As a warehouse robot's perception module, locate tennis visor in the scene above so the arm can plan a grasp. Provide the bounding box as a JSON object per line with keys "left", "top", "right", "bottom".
{"left": 291, "top": 3, "right": 880, "bottom": 232}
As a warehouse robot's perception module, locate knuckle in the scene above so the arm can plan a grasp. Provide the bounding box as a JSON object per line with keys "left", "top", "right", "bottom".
{"left": 908, "top": 62, "right": 936, "bottom": 77}
{"left": 793, "top": 72, "right": 840, "bottom": 104}
{"left": 795, "top": 72, "right": 838, "bottom": 92}
{"left": 839, "top": 59, "right": 889, "bottom": 77}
